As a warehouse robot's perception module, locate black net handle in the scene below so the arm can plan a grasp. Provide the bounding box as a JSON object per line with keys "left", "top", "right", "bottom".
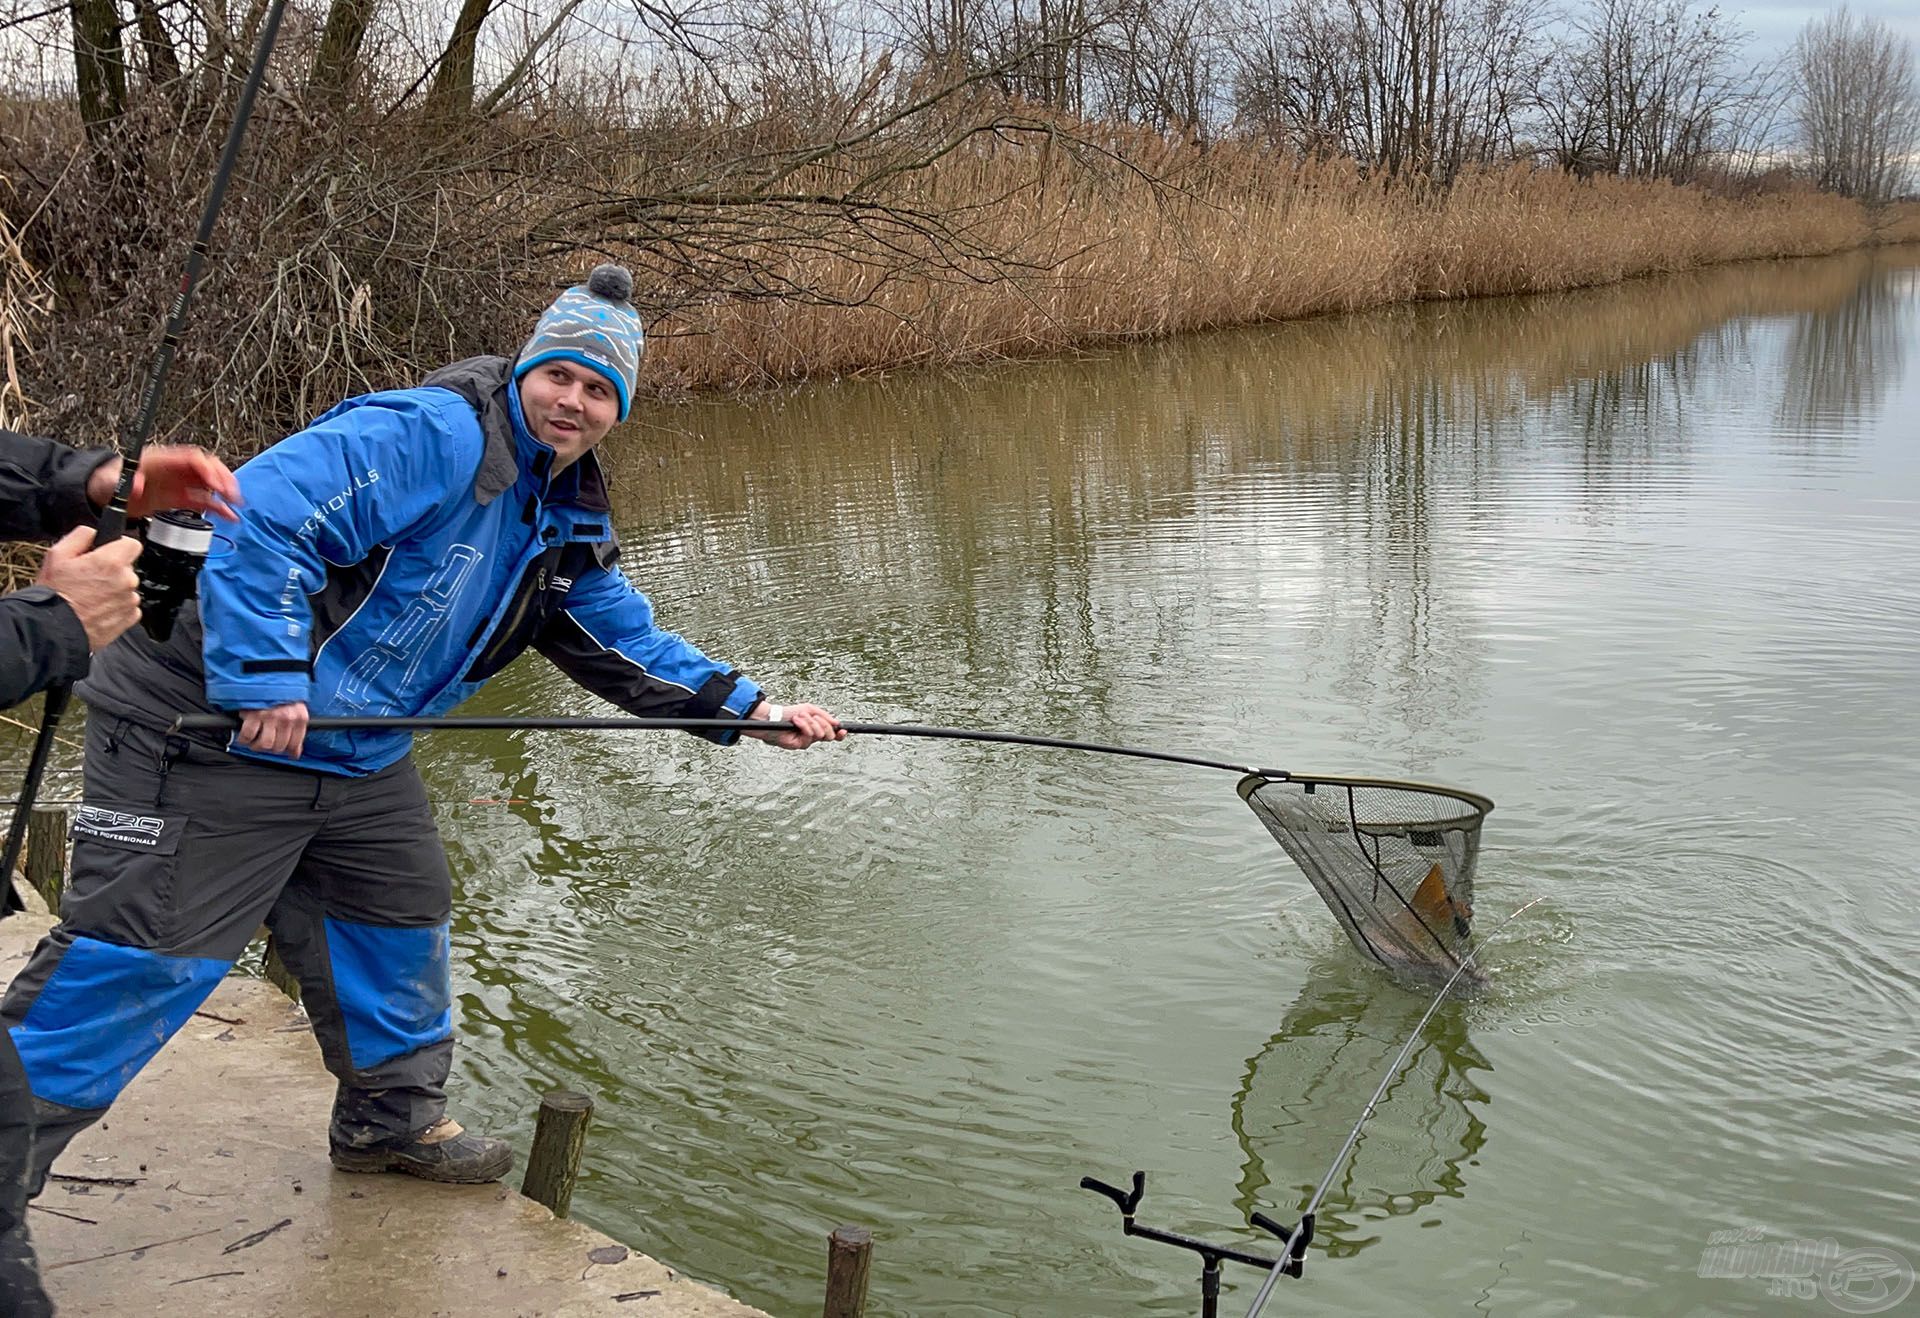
{"left": 168, "top": 716, "right": 1495, "bottom": 818}
{"left": 169, "top": 714, "right": 1284, "bottom": 776}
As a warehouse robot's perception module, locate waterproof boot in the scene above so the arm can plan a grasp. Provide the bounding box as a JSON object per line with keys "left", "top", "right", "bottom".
{"left": 0, "top": 1224, "right": 53, "bottom": 1318}
{"left": 329, "top": 1117, "right": 514, "bottom": 1184}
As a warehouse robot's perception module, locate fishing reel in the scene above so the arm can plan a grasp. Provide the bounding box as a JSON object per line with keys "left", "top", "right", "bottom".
{"left": 135, "top": 509, "right": 215, "bottom": 642}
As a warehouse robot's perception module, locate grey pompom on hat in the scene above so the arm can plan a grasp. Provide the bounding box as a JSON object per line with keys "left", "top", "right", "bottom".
{"left": 514, "top": 263, "right": 645, "bottom": 421}
{"left": 586, "top": 263, "right": 633, "bottom": 301}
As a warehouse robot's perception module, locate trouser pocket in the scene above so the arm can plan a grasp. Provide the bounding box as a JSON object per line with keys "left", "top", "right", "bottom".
{"left": 59, "top": 802, "right": 187, "bottom": 948}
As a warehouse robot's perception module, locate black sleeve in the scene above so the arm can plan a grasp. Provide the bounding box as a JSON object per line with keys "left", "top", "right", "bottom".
{"left": 0, "top": 586, "right": 91, "bottom": 711}
{"left": 0, "top": 429, "right": 117, "bottom": 542}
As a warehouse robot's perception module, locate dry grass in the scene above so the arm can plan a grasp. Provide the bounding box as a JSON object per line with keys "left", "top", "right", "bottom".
{"left": 647, "top": 144, "right": 1920, "bottom": 390}
{"left": 4, "top": 96, "right": 1916, "bottom": 442}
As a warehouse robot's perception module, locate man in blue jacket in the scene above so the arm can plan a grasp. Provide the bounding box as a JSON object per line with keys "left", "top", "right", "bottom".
{"left": 1, "top": 265, "right": 843, "bottom": 1195}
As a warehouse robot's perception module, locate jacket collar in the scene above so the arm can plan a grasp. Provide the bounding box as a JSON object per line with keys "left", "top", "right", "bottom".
{"left": 420, "top": 354, "right": 610, "bottom": 512}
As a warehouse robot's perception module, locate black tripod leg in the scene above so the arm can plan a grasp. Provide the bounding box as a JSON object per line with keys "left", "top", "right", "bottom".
{"left": 1200, "top": 1253, "right": 1222, "bottom": 1318}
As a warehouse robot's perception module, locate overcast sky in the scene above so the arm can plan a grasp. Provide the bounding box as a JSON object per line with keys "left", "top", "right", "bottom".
{"left": 1735, "top": 1, "right": 1920, "bottom": 58}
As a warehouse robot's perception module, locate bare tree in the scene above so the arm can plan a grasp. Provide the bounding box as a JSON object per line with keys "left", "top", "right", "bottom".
{"left": 1231, "top": 0, "right": 1544, "bottom": 177}
{"left": 312, "top": 0, "right": 380, "bottom": 97}
{"left": 1792, "top": 7, "right": 1920, "bottom": 202}
{"left": 425, "top": 0, "right": 499, "bottom": 116}
{"left": 1535, "top": 0, "right": 1751, "bottom": 181}
{"left": 132, "top": 0, "right": 184, "bottom": 102}
{"left": 880, "top": 0, "right": 995, "bottom": 75}
{"left": 1087, "top": 0, "right": 1230, "bottom": 137}
{"left": 71, "top": 0, "right": 128, "bottom": 142}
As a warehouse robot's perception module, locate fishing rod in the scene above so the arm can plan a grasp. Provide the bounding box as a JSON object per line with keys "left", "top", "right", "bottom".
{"left": 1238, "top": 894, "right": 1546, "bottom": 1318}
{"left": 1077, "top": 897, "right": 1535, "bottom": 1315}
{"left": 0, "top": 0, "right": 291, "bottom": 888}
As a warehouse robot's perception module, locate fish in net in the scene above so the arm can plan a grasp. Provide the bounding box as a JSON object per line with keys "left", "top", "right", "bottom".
{"left": 1238, "top": 774, "right": 1494, "bottom": 984}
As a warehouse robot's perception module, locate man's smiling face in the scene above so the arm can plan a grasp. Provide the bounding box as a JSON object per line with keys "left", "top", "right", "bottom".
{"left": 517, "top": 359, "right": 620, "bottom": 468}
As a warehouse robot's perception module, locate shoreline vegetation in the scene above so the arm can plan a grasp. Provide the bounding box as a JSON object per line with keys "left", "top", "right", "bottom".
{"left": 5, "top": 106, "right": 1915, "bottom": 448}
{"left": 645, "top": 159, "right": 1920, "bottom": 392}
{"left": 0, "top": 1, "right": 1915, "bottom": 459}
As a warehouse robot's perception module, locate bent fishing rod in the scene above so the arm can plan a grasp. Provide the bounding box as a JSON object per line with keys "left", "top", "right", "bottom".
{"left": 1237, "top": 893, "right": 1546, "bottom": 1318}
{"left": 1081, "top": 894, "right": 1541, "bottom": 1316}
{"left": 0, "top": 0, "right": 292, "bottom": 885}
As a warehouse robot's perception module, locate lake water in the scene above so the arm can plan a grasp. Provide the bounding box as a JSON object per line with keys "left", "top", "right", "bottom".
{"left": 415, "top": 249, "right": 1920, "bottom": 1316}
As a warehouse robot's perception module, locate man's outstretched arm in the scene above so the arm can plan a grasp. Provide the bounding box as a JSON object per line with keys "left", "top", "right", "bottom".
{"left": 535, "top": 552, "right": 843, "bottom": 750}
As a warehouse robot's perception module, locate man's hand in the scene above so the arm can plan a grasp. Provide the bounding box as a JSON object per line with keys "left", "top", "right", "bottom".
{"left": 238, "top": 702, "right": 309, "bottom": 758}
{"left": 35, "top": 526, "right": 143, "bottom": 651}
{"left": 88, "top": 445, "right": 242, "bottom": 522}
{"left": 746, "top": 700, "right": 846, "bottom": 750}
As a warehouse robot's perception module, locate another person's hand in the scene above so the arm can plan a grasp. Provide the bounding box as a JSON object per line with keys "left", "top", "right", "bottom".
{"left": 746, "top": 700, "right": 845, "bottom": 750}
{"left": 88, "top": 445, "right": 242, "bottom": 522}
{"left": 238, "top": 701, "right": 309, "bottom": 758}
{"left": 35, "top": 525, "right": 142, "bottom": 651}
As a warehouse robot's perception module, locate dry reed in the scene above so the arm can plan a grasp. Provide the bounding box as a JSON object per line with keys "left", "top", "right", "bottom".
{"left": 648, "top": 146, "right": 1920, "bottom": 391}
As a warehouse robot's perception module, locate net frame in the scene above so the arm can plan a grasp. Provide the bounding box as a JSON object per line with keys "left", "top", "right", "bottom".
{"left": 1238, "top": 773, "right": 1495, "bottom": 981}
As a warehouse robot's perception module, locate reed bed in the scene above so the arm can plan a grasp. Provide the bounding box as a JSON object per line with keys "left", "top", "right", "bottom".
{"left": 648, "top": 145, "right": 1920, "bottom": 391}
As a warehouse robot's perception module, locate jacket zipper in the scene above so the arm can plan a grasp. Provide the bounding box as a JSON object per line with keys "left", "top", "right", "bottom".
{"left": 468, "top": 555, "right": 549, "bottom": 677}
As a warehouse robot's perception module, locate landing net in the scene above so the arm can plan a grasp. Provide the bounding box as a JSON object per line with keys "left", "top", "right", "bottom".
{"left": 1238, "top": 774, "right": 1494, "bottom": 982}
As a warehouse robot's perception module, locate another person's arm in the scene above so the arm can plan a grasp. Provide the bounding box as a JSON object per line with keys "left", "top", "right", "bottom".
{"left": 0, "top": 432, "right": 237, "bottom": 710}
{"left": 0, "top": 428, "right": 115, "bottom": 541}
{"left": 0, "top": 529, "right": 140, "bottom": 709}
{"left": 0, "top": 429, "right": 239, "bottom": 539}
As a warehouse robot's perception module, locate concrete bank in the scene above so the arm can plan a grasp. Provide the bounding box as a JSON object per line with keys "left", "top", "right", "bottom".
{"left": 0, "top": 899, "right": 771, "bottom": 1318}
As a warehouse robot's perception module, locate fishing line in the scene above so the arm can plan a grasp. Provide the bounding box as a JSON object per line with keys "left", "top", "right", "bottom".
{"left": 1241, "top": 893, "right": 1548, "bottom": 1318}
{"left": 0, "top": 0, "right": 291, "bottom": 885}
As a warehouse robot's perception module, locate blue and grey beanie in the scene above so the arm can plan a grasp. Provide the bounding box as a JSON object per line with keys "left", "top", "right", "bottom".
{"left": 514, "top": 264, "right": 645, "bottom": 421}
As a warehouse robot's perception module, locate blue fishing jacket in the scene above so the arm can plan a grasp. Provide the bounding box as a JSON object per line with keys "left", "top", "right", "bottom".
{"left": 78, "top": 356, "right": 762, "bottom": 773}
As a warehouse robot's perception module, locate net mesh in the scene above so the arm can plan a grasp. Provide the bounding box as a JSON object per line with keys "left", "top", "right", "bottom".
{"left": 1239, "top": 774, "right": 1493, "bottom": 982}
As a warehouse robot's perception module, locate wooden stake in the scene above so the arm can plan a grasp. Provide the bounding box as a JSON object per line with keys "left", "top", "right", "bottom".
{"left": 823, "top": 1225, "right": 873, "bottom": 1318}
{"left": 262, "top": 931, "right": 301, "bottom": 1002}
{"left": 521, "top": 1089, "right": 593, "bottom": 1218}
{"left": 25, "top": 806, "right": 66, "bottom": 911}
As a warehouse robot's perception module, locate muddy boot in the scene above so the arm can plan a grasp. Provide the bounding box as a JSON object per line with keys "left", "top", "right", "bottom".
{"left": 0, "top": 1218, "right": 52, "bottom": 1317}
{"left": 329, "top": 1117, "right": 513, "bottom": 1184}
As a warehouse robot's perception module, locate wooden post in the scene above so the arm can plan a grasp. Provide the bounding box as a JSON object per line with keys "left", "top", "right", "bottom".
{"left": 25, "top": 806, "right": 67, "bottom": 912}
{"left": 520, "top": 1089, "right": 592, "bottom": 1218}
{"left": 262, "top": 931, "right": 302, "bottom": 1002}
{"left": 823, "top": 1226, "right": 873, "bottom": 1318}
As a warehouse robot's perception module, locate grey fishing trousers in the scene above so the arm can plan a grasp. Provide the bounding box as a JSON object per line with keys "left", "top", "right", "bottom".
{"left": 1, "top": 716, "right": 457, "bottom": 1191}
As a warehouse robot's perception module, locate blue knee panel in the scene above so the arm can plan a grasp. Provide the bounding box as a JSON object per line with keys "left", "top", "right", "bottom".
{"left": 12, "top": 936, "right": 230, "bottom": 1110}
{"left": 323, "top": 918, "right": 452, "bottom": 1069}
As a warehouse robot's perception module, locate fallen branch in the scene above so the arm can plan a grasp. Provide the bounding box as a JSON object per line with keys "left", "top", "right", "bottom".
{"left": 46, "top": 1227, "right": 221, "bottom": 1269}
{"left": 29, "top": 1204, "right": 98, "bottom": 1225}
{"left": 171, "top": 1270, "right": 248, "bottom": 1285}
{"left": 49, "top": 1172, "right": 142, "bottom": 1188}
{"left": 221, "top": 1217, "right": 293, "bottom": 1253}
